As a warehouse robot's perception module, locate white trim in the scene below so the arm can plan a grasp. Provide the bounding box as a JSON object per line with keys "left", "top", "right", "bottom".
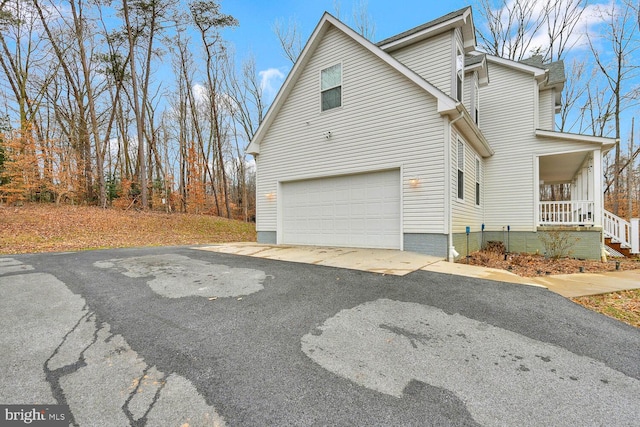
{"left": 485, "top": 54, "right": 547, "bottom": 80}
{"left": 399, "top": 164, "right": 405, "bottom": 251}
{"left": 534, "top": 80, "right": 540, "bottom": 130}
{"left": 320, "top": 62, "right": 343, "bottom": 112}
{"left": 535, "top": 129, "right": 617, "bottom": 148}
{"left": 533, "top": 154, "right": 540, "bottom": 230}
{"left": 444, "top": 117, "right": 452, "bottom": 235}
{"left": 593, "top": 148, "right": 602, "bottom": 227}
{"left": 276, "top": 180, "right": 283, "bottom": 244}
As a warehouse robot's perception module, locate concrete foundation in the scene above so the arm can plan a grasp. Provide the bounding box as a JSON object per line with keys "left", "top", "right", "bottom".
{"left": 453, "top": 227, "right": 602, "bottom": 260}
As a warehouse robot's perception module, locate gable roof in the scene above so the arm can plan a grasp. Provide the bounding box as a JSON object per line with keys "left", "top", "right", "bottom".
{"left": 377, "top": 7, "right": 476, "bottom": 53}
{"left": 465, "top": 53, "right": 489, "bottom": 86}
{"left": 247, "top": 13, "right": 460, "bottom": 155}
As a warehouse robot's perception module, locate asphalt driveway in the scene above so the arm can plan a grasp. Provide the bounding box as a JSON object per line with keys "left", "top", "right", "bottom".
{"left": 1, "top": 246, "right": 639, "bottom": 426}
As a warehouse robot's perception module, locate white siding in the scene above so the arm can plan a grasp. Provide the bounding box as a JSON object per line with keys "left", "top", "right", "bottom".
{"left": 255, "top": 26, "right": 446, "bottom": 236}
{"left": 463, "top": 71, "right": 478, "bottom": 121}
{"left": 538, "top": 89, "right": 554, "bottom": 131}
{"left": 451, "top": 129, "right": 484, "bottom": 233}
{"left": 390, "top": 31, "right": 453, "bottom": 96}
{"left": 480, "top": 62, "right": 602, "bottom": 231}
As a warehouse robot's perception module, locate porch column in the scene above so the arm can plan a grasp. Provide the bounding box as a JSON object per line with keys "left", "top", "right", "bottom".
{"left": 592, "top": 149, "right": 602, "bottom": 227}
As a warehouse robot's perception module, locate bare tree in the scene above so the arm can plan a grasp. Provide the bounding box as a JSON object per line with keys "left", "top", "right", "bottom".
{"left": 587, "top": 0, "right": 640, "bottom": 214}
{"left": 190, "top": 0, "right": 238, "bottom": 218}
{"left": 475, "top": 0, "right": 586, "bottom": 61}
{"left": 273, "top": 17, "right": 302, "bottom": 64}
{"left": 225, "top": 53, "right": 265, "bottom": 221}
{"left": 351, "top": 0, "right": 376, "bottom": 41}
{"left": 557, "top": 59, "right": 588, "bottom": 132}
{"left": 476, "top": 0, "right": 547, "bottom": 60}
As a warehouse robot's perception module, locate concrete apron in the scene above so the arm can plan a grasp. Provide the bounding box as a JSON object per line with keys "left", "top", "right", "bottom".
{"left": 198, "top": 243, "right": 640, "bottom": 298}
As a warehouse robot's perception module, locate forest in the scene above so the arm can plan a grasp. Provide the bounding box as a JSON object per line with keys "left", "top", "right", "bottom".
{"left": 0, "top": 0, "right": 638, "bottom": 221}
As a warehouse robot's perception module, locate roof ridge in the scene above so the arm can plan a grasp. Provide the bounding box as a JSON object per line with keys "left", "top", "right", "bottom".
{"left": 376, "top": 6, "right": 471, "bottom": 47}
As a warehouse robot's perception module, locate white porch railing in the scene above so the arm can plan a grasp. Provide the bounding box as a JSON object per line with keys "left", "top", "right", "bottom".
{"left": 603, "top": 210, "right": 631, "bottom": 249}
{"left": 539, "top": 201, "right": 594, "bottom": 225}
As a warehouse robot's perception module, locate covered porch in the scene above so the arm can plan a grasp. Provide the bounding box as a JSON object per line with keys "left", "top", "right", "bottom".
{"left": 536, "top": 148, "right": 639, "bottom": 255}
{"left": 537, "top": 149, "right": 601, "bottom": 227}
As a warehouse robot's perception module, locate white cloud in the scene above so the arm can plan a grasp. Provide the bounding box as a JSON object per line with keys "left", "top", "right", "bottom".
{"left": 258, "top": 68, "right": 286, "bottom": 102}
{"left": 192, "top": 84, "right": 208, "bottom": 105}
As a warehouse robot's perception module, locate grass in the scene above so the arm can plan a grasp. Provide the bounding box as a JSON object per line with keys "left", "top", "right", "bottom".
{"left": 572, "top": 289, "right": 640, "bottom": 328}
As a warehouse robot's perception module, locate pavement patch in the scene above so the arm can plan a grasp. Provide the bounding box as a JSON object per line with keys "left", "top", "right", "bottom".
{"left": 94, "top": 254, "right": 266, "bottom": 298}
{"left": 302, "top": 298, "right": 640, "bottom": 426}
{"left": 0, "top": 258, "right": 35, "bottom": 275}
{"left": 0, "top": 269, "right": 226, "bottom": 426}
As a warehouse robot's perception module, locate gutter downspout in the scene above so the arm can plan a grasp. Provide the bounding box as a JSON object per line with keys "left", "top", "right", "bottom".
{"left": 447, "top": 110, "right": 465, "bottom": 262}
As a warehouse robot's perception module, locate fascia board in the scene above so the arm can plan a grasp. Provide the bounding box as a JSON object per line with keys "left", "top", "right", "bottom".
{"left": 486, "top": 55, "right": 546, "bottom": 81}
{"left": 535, "top": 129, "right": 617, "bottom": 149}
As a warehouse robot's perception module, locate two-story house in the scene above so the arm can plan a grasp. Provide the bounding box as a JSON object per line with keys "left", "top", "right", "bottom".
{"left": 247, "top": 7, "right": 637, "bottom": 260}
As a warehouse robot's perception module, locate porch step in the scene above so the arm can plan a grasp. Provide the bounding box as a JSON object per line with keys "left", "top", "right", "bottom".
{"left": 604, "top": 237, "right": 632, "bottom": 258}
{"left": 604, "top": 244, "right": 626, "bottom": 258}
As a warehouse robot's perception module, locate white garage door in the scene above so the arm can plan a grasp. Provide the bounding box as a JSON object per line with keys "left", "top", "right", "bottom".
{"left": 281, "top": 170, "right": 401, "bottom": 249}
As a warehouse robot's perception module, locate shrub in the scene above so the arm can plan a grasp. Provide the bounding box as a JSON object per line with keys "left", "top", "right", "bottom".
{"left": 539, "top": 230, "right": 579, "bottom": 259}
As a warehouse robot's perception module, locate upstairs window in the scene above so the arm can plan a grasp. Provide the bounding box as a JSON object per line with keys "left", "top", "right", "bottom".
{"left": 455, "top": 48, "right": 464, "bottom": 102}
{"left": 457, "top": 139, "right": 465, "bottom": 200}
{"left": 321, "top": 64, "right": 342, "bottom": 111}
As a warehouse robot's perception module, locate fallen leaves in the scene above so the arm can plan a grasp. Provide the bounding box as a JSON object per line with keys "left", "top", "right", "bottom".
{"left": 572, "top": 289, "right": 640, "bottom": 328}
{"left": 0, "top": 203, "right": 256, "bottom": 254}
{"left": 463, "top": 248, "right": 640, "bottom": 329}
{"left": 461, "top": 250, "right": 639, "bottom": 277}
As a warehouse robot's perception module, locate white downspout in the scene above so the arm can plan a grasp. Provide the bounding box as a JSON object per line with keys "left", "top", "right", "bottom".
{"left": 447, "top": 110, "right": 465, "bottom": 262}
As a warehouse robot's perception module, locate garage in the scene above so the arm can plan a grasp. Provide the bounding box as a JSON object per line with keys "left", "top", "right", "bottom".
{"left": 281, "top": 169, "right": 401, "bottom": 249}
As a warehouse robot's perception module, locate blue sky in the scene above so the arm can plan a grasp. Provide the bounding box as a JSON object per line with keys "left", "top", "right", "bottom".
{"left": 219, "top": 0, "right": 471, "bottom": 101}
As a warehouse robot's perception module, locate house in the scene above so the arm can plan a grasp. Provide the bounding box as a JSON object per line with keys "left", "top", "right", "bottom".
{"left": 247, "top": 6, "right": 640, "bottom": 261}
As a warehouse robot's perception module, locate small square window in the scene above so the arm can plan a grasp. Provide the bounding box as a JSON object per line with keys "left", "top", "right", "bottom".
{"left": 321, "top": 64, "right": 342, "bottom": 111}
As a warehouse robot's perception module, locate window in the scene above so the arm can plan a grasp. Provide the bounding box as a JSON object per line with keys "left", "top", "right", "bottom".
{"left": 321, "top": 64, "right": 342, "bottom": 111}
{"left": 475, "top": 157, "right": 481, "bottom": 206}
{"left": 457, "top": 139, "right": 465, "bottom": 200}
{"left": 455, "top": 48, "right": 464, "bottom": 102}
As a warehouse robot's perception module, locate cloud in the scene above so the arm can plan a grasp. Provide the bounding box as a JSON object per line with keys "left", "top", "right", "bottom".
{"left": 192, "top": 84, "right": 208, "bottom": 105}
{"left": 258, "top": 68, "right": 286, "bottom": 101}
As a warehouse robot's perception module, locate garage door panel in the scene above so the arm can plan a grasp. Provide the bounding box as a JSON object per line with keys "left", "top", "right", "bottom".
{"left": 282, "top": 170, "right": 401, "bottom": 249}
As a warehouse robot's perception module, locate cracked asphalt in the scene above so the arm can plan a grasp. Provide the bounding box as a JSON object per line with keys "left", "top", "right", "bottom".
{"left": 1, "top": 246, "right": 639, "bottom": 426}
